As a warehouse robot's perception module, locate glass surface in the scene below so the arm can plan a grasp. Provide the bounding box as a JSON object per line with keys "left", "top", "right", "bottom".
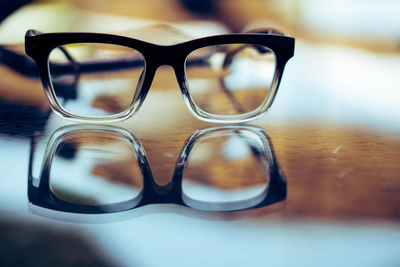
{"left": 185, "top": 44, "right": 276, "bottom": 116}
{"left": 49, "top": 131, "right": 143, "bottom": 205}
{"left": 48, "top": 43, "right": 145, "bottom": 118}
{"left": 182, "top": 129, "right": 270, "bottom": 209}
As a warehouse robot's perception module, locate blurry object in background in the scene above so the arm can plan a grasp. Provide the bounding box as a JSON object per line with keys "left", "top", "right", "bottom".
{"left": 0, "top": 45, "right": 49, "bottom": 113}
{"left": 28, "top": 125, "right": 286, "bottom": 215}
{"left": 0, "top": 45, "right": 49, "bottom": 136}
{"left": 25, "top": 29, "right": 294, "bottom": 123}
{"left": 0, "top": 2, "right": 83, "bottom": 44}
{"left": 2, "top": 0, "right": 398, "bottom": 52}
{"left": 66, "top": 0, "right": 197, "bottom": 23}
{"left": 0, "top": 44, "right": 50, "bottom": 136}
{"left": 124, "top": 23, "right": 193, "bottom": 44}
{"left": 294, "top": 0, "right": 400, "bottom": 52}
{"left": 0, "top": 0, "right": 33, "bottom": 23}
{"left": 0, "top": 45, "right": 39, "bottom": 78}
{"left": 0, "top": 219, "right": 113, "bottom": 267}
{"left": 180, "top": 0, "right": 215, "bottom": 16}
{"left": 204, "top": 0, "right": 400, "bottom": 52}
{"left": 0, "top": 100, "right": 48, "bottom": 136}
{"left": 0, "top": 0, "right": 226, "bottom": 45}
{"left": 0, "top": 1, "right": 50, "bottom": 134}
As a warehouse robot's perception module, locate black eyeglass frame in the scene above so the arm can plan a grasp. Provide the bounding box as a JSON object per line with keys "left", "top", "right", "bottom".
{"left": 25, "top": 30, "right": 295, "bottom": 123}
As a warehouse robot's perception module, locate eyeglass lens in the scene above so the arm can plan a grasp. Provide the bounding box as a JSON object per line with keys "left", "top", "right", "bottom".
{"left": 48, "top": 43, "right": 146, "bottom": 118}
{"left": 185, "top": 44, "right": 276, "bottom": 116}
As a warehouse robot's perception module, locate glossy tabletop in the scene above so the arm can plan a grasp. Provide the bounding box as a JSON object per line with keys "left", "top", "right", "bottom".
{"left": 0, "top": 3, "right": 400, "bottom": 266}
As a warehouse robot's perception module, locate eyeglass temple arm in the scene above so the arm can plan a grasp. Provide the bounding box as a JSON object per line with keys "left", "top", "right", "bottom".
{"left": 217, "top": 28, "right": 284, "bottom": 113}
{"left": 2, "top": 30, "right": 80, "bottom": 77}
{"left": 56, "top": 46, "right": 80, "bottom": 74}
{"left": 0, "top": 45, "right": 39, "bottom": 78}
{"left": 222, "top": 28, "right": 283, "bottom": 67}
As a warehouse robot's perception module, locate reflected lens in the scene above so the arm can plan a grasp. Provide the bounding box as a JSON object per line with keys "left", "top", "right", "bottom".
{"left": 48, "top": 43, "right": 145, "bottom": 118}
{"left": 185, "top": 44, "right": 276, "bottom": 116}
{"left": 182, "top": 128, "right": 270, "bottom": 211}
{"left": 49, "top": 130, "right": 143, "bottom": 206}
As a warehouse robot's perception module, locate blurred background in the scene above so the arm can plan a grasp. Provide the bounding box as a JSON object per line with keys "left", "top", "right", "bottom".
{"left": 0, "top": 0, "right": 399, "bottom": 266}
{"left": 1, "top": 0, "right": 400, "bottom": 130}
{"left": 1, "top": 0, "right": 400, "bottom": 51}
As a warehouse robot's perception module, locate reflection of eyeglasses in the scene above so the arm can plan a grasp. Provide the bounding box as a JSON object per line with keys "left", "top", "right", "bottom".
{"left": 28, "top": 125, "right": 286, "bottom": 214}
{"left": 25, "top": 29, "right": 294, "bottom": 123}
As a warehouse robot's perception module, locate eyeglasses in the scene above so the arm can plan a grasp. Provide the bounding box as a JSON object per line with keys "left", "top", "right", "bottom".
{"left": 28, "top": 125, "right": 286, "bottom": 215}
{"left": 25, "top": 29, "right": 294, "bottom": 123}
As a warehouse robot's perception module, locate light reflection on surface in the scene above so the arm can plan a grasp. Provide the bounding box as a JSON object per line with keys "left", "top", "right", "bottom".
{"left": 182, "top": 130, "right": 270, "bottom": 203}
{"left": 49, "top": 131, "right": 143, "bottom": 205}
{"left": 28, "top": 124, "right": 286, "bottom": 218}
